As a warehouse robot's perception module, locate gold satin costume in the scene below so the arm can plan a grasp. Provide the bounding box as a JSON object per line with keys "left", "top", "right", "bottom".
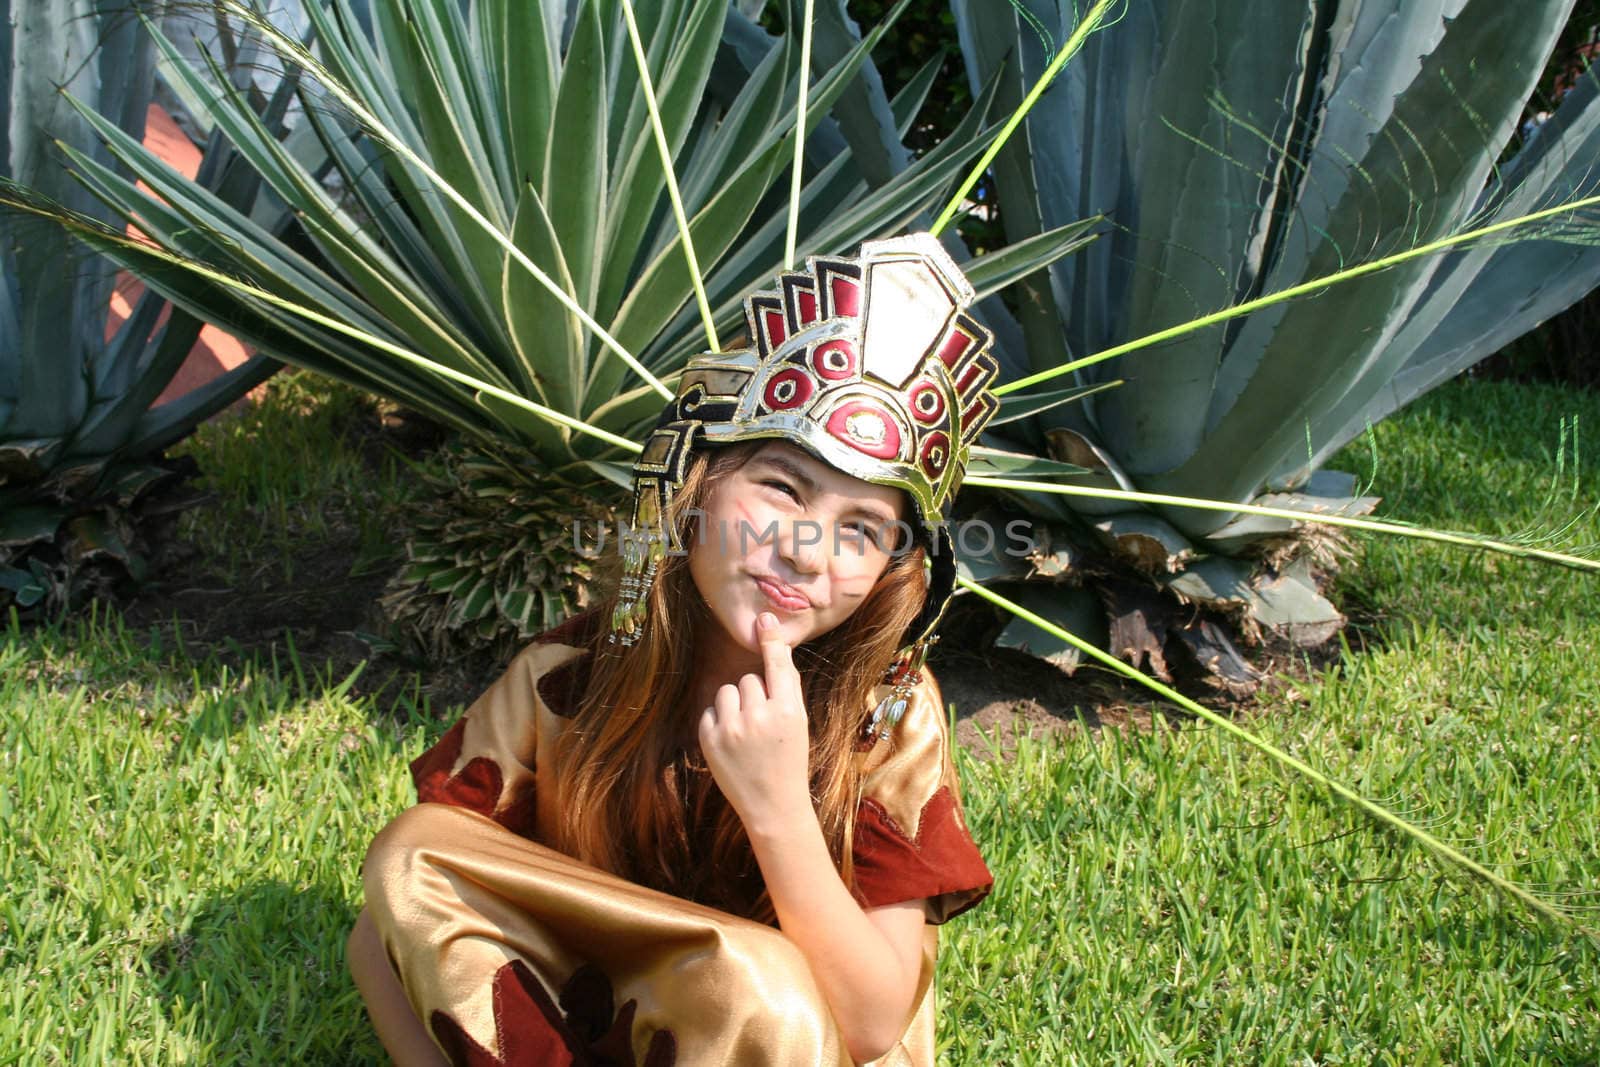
{"left": 363, "top": 610, "right": 993, "bottom": 1066}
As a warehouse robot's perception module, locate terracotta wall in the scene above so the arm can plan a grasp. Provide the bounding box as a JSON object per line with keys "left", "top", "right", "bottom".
{"left": 106, "top": 104, "right": 260, "bottom": 412}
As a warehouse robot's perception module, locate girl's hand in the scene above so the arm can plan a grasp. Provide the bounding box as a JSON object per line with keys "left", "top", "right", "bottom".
{"left": 698, "top": 612, "right": 813, "bottom": 832}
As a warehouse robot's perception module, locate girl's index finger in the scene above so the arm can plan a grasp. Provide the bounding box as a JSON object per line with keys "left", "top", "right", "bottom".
{"left": 756, "top": 613, "right": 802, "bottom": 702}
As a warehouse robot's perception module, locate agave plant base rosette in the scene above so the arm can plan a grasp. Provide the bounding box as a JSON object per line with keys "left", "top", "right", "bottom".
{"left": 379, "top": 443, "right": 620, "bottom": 663}
{"left": 953, "top": 469, "right": 1376, "bottom": 693}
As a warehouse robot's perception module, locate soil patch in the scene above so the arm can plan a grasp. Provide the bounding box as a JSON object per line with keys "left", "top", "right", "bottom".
{"left": 930, "top": 625, "right": 1346, "bottom": 759}
{"left": 116, "top": 404, "right": 491, "bottom": 719}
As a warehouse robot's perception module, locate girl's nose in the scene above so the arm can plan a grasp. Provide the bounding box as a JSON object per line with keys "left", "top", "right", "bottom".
{"left": 779, "top": 516, "right": 826, "bottom": 574}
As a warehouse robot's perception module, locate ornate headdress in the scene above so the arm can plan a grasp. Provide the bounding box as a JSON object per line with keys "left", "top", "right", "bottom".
{"left": 610, "top": 233, "right": 1000, "bottom": 736}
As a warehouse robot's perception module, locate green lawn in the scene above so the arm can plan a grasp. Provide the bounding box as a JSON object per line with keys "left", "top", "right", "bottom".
{"left": 3, "top": 378, "right": 1598, "bottom": 1064}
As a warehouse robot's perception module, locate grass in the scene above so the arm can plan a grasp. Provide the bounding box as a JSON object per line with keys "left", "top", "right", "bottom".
{"left": 2, "top": 377, "right": 1599, "bottom": 1063}
{"left": 0, "top": 610, "right": 420, "bottom": 1064}
{"left": 939, "top": 378, "right": 1600, "bottom": 1064}
{"left": 169, "top": 372, "right": 413, "bottom": 584}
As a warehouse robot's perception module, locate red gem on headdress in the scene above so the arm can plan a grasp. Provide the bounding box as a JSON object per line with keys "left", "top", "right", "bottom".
{"left": 908, "top": 379, "right": 945, "bottom": 424}
{"left": 811, "top": 339, "right": 857, "bottom": 381}
{"left": 798, "top": 289, "right": 819, "bottom": 325}
{"left": 830, "top": 276, "right": 861, "bottom": 317}
{"left": 763, "top": 309, "right": 788, "bottom": 350}
{"left": 938, "top": 328, "right": 974, "bottom": 368}
{"left": 919, "top": 431, "right": 950, "bottom": 478}
{"left": 962, "top": 391, "right": 998, "bottom": 437}
{"left": 763, "top": 368, "right": 814, "bottom": 410}
{"left": 827, "top": 400, "right": 901, "bottom": 460}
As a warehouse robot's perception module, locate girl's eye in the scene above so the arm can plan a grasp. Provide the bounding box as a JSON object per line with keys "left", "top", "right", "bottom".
{"left": 843, "top": 521, "right": 882, "bottom": 548}
{"left": 762, "top": 479, "right": 798, "bottom": 500}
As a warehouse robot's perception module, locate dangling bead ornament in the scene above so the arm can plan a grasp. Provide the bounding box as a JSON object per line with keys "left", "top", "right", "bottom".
{"left": 866, "top": 634, "right": 938, "bottom": 742}
{"left": 609, "top": 513, "right": 669, "bottom": 647}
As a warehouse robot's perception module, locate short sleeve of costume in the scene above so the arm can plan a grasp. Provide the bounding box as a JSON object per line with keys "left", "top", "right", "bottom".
{"left": 849, "top": 666, "right": 993, "bottom": 924}
{"left": 408, "top": 611, "right": 599, "bottom": 840}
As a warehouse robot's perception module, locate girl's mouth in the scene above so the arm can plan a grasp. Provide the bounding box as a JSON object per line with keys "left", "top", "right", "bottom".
{"left": 754, "top": 576, "right": 810, "bottom": 612}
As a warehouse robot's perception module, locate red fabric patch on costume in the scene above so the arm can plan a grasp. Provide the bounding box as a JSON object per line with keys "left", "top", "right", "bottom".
{"left": 410, "top": 722, "right": 536, "bottom": 836}
{"left": 411, "top": 722, "right": 489, "bottom": 815}
{"left": 851, "top": 786, "right": 994, "bottom": 921}
{"left": 429, "top": 959, "right": 676, "bottom": 1067}
{"left": 537, "top": 652, "right": 594, "bottom": 720}
{"left": 535, "top": 609, "right": 600, "bottom": 719}
{"left": 430, "top": 959, "right": 577, "bottom": 1066}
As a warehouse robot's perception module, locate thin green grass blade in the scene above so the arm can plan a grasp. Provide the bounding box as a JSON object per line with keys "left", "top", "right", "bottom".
{"left": 598, "top": 0, "right": 724, "bottom": 323}
{"left": 956, "top": 575, "right": 1584, "bottom": 930}
{"left": 929, "top": 0, "right": 1119, "bottom": 237}
{"left": 995, "top": 191, "right": 1600, "bottom": 396}
{"left": 620, "top": 0, "right": 720, "bottom": 351}
{"left": 964, "top": 474, "right": 1600, "bottom": 572}
{"left": 785, "top": 0, "right": 816, "bottom": 271}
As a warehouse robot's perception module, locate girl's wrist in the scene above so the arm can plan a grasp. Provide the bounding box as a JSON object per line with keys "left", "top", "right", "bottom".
{"left": 739, "top": 792, "right": 819, "bottom": 844}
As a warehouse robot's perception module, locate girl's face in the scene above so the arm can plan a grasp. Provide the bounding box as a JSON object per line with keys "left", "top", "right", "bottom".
{"left": 688, "top": 441, "right": 908, "bottom": 654}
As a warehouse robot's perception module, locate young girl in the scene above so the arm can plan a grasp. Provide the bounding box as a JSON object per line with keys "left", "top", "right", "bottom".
{"left": 348, "top": 234, "right": 1000, "bottom": 1066}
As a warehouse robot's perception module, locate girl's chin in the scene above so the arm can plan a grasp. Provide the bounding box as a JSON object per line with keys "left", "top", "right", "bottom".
{"left": 730, "top": 607, "right": 806, "bottom": 649}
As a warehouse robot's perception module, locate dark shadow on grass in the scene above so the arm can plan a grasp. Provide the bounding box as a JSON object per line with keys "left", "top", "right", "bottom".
{"left": 149, "top": 880, "right": 384, "bottom": 1066}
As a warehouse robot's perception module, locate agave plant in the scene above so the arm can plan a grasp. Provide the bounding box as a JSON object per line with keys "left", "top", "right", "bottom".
{"left": 945, "top": 0, "right": 1600, "bottom": 671}
{"left": 0, "top": 0, "right": 281, "bottom": 612}
{"left": 3, "top": 0, "right": 1090, "bottom": 647}
{"left": 7, "top": 0, "right": 1597, "bottom": 932}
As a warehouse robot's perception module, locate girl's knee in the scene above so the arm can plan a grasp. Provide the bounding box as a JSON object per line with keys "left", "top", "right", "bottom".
{"left": 361, "top": 803, "right": 469, "bottom": 925}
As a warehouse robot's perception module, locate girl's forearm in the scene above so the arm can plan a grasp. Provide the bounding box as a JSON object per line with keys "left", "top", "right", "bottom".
{"left": 744, "top": 811, "right": 921, "bottom": 1064}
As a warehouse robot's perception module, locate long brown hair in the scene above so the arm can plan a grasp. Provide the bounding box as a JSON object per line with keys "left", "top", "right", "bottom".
{"left": 552, "top": 441, "right": 928, "bottom": 921}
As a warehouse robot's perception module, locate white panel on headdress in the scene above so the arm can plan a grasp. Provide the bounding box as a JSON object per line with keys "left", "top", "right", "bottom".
{"left": 861, "top": 259, "right": 957, "bottom": 389}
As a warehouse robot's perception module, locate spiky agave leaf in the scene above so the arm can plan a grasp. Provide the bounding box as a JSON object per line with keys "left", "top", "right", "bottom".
{"left": 0, "top": 1, "right": 280, "bottom": 612}
{"left": 38, "top": 0, "right": 1088, "bottom": 483}
{"left": 3, "top": 0, "right": 1092, "bottom": 645}
{"left": 935, "top": 0, "right": 1600, "bottom": 672}
{"left": 953, "top": 3, "right": 1600, "bottom": 507}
